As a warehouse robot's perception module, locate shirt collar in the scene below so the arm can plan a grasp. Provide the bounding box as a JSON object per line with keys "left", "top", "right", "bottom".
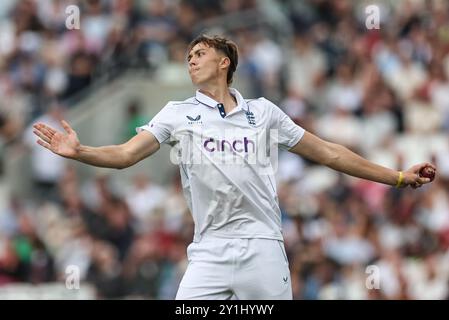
{"left": 195, "top": 88, "right": 249, "bottom": 112}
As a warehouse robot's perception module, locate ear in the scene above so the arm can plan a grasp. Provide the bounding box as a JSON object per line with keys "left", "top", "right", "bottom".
{"left": 219, "top": 56, "right": 230, "bottom": 70}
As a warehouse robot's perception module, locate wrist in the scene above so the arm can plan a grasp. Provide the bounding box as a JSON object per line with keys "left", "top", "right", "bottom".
{"left": 73, "top": 143, "right": 83, "bottom": 160}
{"left": 395, "top": 171, "right": 404, "bottom": 188}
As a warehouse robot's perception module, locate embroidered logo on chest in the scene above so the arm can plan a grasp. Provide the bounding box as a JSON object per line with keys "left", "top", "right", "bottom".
{"left": 245, "top": 111, "right": 256, "bottom": 126}
{"left": 186, "top": 115, "right": 202, "bottom": 125}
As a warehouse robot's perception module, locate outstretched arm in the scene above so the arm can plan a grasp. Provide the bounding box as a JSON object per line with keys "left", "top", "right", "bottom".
{"left": 33, "top": 120, "right": 160, "bottom": 169}
{"left": 289, "top": 131, "right": 435, "bottom": 188}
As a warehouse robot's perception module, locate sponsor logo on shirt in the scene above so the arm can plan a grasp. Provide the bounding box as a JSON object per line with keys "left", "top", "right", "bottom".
{"left": 203, "top": 137, "right": 255, "bottom": 153}
{"left": 186, "top": 115, "right": 202, "bottom": 124}
{"left": 169, "top": 129, "right": 280, "bottom": 176}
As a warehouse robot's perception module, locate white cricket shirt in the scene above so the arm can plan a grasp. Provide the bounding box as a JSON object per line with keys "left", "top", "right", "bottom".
{"left": 137, "top": 88, "right": 305, "bottom": 242}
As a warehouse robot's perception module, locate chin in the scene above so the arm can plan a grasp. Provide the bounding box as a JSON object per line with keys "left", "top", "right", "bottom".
{"left": 190, "top": 75, "right": 200, "bottom": 85}
{"left": 191, "top": 78, "right": 206, "bottom": 87}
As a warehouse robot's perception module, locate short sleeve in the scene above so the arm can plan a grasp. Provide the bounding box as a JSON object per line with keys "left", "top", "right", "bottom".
{"left": 265, "top": 98, "right": 305, "bottom": 150}
{"left": 136, "top": 102, "right": 174, "bottom": 145}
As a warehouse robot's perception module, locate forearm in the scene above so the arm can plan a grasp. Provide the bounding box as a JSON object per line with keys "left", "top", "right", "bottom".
{"left": 74, "top": 144, "right": 132, "bottom": 169}
{"left": 291, "top": 132, "right": 433, "bottom": 188}
{"left": 325, "top": 143, "right": 400, "bottom": 186}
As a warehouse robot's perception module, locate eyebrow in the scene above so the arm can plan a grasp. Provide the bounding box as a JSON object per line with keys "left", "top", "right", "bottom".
{"left": 187, "top": 48, "right": 205, "bottom": 61}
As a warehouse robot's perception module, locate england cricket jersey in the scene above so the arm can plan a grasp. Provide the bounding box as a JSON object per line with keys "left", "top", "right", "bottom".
{"left": 137, "top": 88, "right": 305, "bottom": 242}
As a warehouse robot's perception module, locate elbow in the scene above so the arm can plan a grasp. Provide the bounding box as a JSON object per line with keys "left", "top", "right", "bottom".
{"left": 116, "top": 163, "right": 130, "bottom": 170}
{"left": 115, "top": 144, "right": 139, "bottom": 170}
{"left": 117, "top": 156, "right": 135, "bottom": 169}
{"left": 115, "top": 148, "right": 135, "bottom": 169}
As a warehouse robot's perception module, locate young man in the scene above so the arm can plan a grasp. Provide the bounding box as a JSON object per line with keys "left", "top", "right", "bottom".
{"left": 33, "top": 35, "right": 435, "bottom": 300}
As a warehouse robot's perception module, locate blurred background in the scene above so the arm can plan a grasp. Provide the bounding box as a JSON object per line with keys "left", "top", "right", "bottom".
{"left": 1, "top": 0, "right": 449, "bottom": 299}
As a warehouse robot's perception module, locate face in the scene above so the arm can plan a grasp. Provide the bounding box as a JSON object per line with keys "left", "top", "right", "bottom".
{"left": 187, "top": 42, "right": 228, "bottom": 86}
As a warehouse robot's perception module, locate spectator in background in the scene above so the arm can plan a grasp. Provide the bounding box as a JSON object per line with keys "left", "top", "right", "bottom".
{"left": 287, "top": 33, "right": 326, "bottom": 101}
{"left": 0, "top": 112, "right": 22, "bottom": 145}
{"left": 86, "top": 240, "right": 124, "bottom": 299}
{"left": 123, "top": 100, "right": 147, "bottom": 141}
{"left": 24, "top": 103, "right": 67, "bottom": 202}
{"left": 63, "top": 51, "right": 95, "bottom": 100}
{"left": 155, "top": 40, "right": 191, "bottom": 85}
{"left": 124, "top": 173, "right": 166, "bottom": 234}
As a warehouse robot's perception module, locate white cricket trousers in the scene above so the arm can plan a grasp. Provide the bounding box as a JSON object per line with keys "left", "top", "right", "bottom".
{"left": 175, "top": 236, "right": 292, "bottom": 300}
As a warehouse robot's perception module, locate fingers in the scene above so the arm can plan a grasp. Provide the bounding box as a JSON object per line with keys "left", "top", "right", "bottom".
{"left": 61, "top": 120, "right": 73, "bottom": 134}
{"left": 417, "top": 176, "right": 431, "bottom": 184}
{"left": 415, "top": 162, "right": 436, "bottom": 173}
{"left": 36, "top": 138, "right": 52, "bottom": 151}
{"left": 33, "top": 123, "right": 57, "bottom": 135}
{"left": 33, "top": 128, "right": 52, "bottom": 143}
{"left": 409, "top": 163, "right": 425, "bottom": 174}
{"left": 407, "top": 175, "right": 430, "bottom": 189}
{"left": 403, "top": 162, "right": 437, "bottom": 190}
{"left": 33, "top": 123, "right": 57, "bottom": 144}
{"left": 41, "top": 126, "right": 54, "bottom": 140}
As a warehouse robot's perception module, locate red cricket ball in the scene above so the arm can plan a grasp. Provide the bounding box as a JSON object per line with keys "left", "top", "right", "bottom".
{"left": 419, "top": 166, "right": 435, "bottom": 182}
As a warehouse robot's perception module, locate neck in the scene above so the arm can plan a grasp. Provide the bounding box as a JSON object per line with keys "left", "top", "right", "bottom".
{"left": 198, "top": 81, "right": 236, "bottom": 111}
{"left": 199, "top": 86, "right": 229, "bottom": 103}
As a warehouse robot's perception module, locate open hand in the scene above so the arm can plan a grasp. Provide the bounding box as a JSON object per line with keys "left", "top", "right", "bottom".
{"left": 33, "top": 120, "right": 80, "bottom": 159}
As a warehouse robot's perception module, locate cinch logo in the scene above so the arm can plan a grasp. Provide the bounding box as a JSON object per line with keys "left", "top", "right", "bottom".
{"left": 203, "top": 137, "right": 255, "bottom": 153}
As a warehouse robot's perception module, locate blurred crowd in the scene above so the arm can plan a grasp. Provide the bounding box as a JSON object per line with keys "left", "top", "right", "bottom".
{"left": 2, "top": 0, "right": 449, "bottom": 299}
